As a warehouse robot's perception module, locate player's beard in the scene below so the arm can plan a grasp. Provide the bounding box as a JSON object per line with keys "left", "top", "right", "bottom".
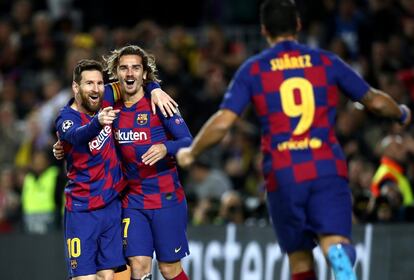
{"left": 79, "top": 88, "right": 103, "bottom": 114}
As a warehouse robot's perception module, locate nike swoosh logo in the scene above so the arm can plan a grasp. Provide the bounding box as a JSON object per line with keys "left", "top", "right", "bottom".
{"left": 174, "top": 246, "right": 182, "bottom": 253}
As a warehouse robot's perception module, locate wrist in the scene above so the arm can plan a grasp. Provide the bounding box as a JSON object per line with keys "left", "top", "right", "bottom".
{"left": 146, "top": 81, "right": 160, "bottom": 93}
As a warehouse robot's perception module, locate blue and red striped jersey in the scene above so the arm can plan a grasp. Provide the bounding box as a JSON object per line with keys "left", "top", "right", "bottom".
{"left": 220, "top": 40, "right": 370, "bottom": 191}
{"left": 113, "top": 93, "right": 192, "bottom": 209}
{"left": 55, "top": 99, "right": 126, "bottom": 212}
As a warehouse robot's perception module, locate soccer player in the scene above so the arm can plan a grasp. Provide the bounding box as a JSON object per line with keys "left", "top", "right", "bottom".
{"left": 55, "top": 59, "right": 125, "bottom": 280}
{"left": 54, "top": 58, "right": 179, "bottom": 280}
{"left": 104, "top": 45, "right": 191, "bottom": 280}
{"left": 176, "top": 1, "right": 411, "bottom": 280}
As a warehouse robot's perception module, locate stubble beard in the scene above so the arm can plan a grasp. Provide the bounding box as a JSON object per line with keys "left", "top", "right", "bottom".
{"left": 80, "top": 90, "right": 102, "bottom": 114}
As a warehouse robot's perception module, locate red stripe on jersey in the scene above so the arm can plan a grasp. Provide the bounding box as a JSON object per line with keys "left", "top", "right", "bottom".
{"left": 139, "top": 165, "right": 158, "bottom": 179}
{"left": 158, "top": 174, "right": 175, "bottom": 193}
{"left": 336, "top": 159, "right": 348, "bottom": 177}
{"left": 320, "top": 54, "right": 332, "bottom": 66}
{"left": 250, "top": 62, "right": 260, "bottom": 75}
{"left": 328, "top": 128, "right": 338, "bottom": 143}
{"left": 269, "top": 112, "right": 291, "bottom": 134}
{"left": 175, "top": 187, "right": 185, "bottom": 202}
{"left": 143, "top": 194, "right": 162, "bottom": 209}
{"left": 149, "top": 114, "right": 162, "bottom": 127}
{"left": 252, "top": 95, "right": 268, "bottom": 116}
{"left": 72, "top": 182, "right": 91, "bottom": 197}
{"left": 304, "top": 66, "right": 327, "bottom": 87}
{"left": 66, "top": 195, "right": 73, "bottom": 211}
{"left": 266, "top": 172, "right": 277, "bottom": 192}
{"left": 103, "top": 172, "right": 114, "bottom": 190}
{"left": 293, "top": 162, "right": 318, "bottom": 182}
{"left": 89, "top": 196, "right": 105, "bottom": 210}
{"left": 312, "top": 143, "right": 334, "bottom": 160}
{"left": 121, "top": 145, "right": 136, "bottom": 163}
{"left": 314, "top": 107, "right": 329, "bottom": 128}
{"left": 128, "top": 181, "right": 143, "bottom": 195}
{"left": 327, "top": 85, "right": 339, "bottom": 107}
{"left": 273, "top": 149, "right": 292, "bottom": 169}
{"left": 261, "top": 71, "right": 284, "bottom": 93}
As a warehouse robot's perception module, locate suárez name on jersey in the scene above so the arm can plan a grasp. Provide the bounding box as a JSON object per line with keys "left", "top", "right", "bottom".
{"left": 115, "top": 129, "right": 148, "bottom": 144}
{"left": 89, "top": 125, "right": 112, "bottom": 151}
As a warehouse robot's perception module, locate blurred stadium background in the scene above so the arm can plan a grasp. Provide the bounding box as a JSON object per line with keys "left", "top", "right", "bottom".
{"left": 1, "top": 0, "right": 414, "bottom": 279}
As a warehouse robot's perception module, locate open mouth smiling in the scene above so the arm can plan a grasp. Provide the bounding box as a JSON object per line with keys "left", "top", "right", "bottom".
{"left": 126, "top": 79, "right": 135, "bottom": 86}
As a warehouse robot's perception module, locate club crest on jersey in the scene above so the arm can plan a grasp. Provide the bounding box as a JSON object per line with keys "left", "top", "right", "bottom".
{"left": 136, "top": 113, "right": 148, "bottom": 125}
{"left": 70, "top": 259, "right": 77, "bottom": 269}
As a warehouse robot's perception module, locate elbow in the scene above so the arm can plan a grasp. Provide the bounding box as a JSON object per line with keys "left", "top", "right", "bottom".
{"left": 363, "top": 89, "right": 391, "bottom": 115}
{"left": 367, "top": 99, "right": 387, "bottom": 115}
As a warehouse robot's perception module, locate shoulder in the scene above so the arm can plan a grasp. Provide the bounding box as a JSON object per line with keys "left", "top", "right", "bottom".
{"left": 105, "top": 81, "right": 121, "bottom": 92}
{"left": 104, "top": 81, "right": 122, "bottom": 101}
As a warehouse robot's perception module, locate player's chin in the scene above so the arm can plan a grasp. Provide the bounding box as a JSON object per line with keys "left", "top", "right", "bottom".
{"left": 87, "top": 102, "right": 101, "bottom": 113}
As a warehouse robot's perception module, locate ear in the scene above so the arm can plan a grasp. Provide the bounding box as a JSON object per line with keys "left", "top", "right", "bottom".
{"left": 72, "top": 81, "right": 79, "bottom": 95}
{"left": 143, "top": 71, "right": 147, "bottom": 80}
{"left": 296, "top": 17, "right": 302, "bottom": 32}
{"left": 260, "top": 24, "right": 268, "bottom": 37}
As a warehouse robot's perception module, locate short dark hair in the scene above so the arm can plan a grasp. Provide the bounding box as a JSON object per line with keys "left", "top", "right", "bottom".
{"left": 72, "top": 59, "right": 104, "bottom": 84}
{"left": 260, "top": 0, "right": 299, "bottom": 38}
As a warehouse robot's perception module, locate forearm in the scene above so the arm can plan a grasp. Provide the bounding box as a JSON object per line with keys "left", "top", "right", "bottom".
{"left": 362, "top": 88, "right": 404, "bottom": 120}
{"left": 165, "top": 137, "right": 192, "bottom": 155}
{"left": 191, "top": 110, "right": 235, "bottom": 157}
{"left": 66, "top": 116, "right": 102, "bottom": 145}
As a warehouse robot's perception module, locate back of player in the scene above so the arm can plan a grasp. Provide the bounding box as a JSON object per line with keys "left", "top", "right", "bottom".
{"left": 177, "top": 1, "right": 410, "bottom": 280}
{"left": 216, "top": 2, "right": 371, "bottom": 279}
{"left": 226, "top": 40, "right": 370, "bottom": 188}
{"left": 221, "top": 36, "right": 363, "bottom": 280}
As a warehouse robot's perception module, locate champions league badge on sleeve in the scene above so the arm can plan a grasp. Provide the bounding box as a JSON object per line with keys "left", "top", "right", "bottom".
{"left": 62, "top": 120, "right": 74, "bottom": 132}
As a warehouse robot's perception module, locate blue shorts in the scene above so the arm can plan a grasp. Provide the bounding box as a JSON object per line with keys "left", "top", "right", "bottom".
{"left": 122, "top": 200, "right": 189, "bottom": 262}
{"left": 64, "top": 199, "right": 125, "bottom": 277}
{"left": 267, "top": 176, "right": 352, "bottom": 253}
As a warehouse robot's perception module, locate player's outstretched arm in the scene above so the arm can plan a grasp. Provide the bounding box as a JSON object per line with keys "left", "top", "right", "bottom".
{"left": 150, "top": 88, "right": 178, "bottom": 117}
{"left": 176, "top": 109, "right": 238, "bottom": 168}
{"left": 361, "top": 88, "right": 411, "bottom": 127}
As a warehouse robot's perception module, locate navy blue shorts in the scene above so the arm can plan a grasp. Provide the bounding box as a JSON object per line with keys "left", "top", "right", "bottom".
{"left": 122, "top": 200, "right": 189, "bottom": 262}
{"left": 267, "top": 176, "right": 352, "bottom": 253}
{"left": 64, "top": 199, "right": 125, "bottom": 277}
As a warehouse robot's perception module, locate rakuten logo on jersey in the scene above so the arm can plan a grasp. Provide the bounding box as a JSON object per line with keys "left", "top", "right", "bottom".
{"left": 89, "top": 125, "right": 112, "bottom": 151}
{"left": 115, "top": 129, "right": 148, "bottom": 144}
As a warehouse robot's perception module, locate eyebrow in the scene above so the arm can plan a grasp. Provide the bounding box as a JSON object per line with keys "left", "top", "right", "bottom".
{"left": 119, "top": 64, "right": 142, "bottom": 67}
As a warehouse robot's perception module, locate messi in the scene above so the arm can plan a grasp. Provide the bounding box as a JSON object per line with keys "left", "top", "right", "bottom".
{"left": 115, "top": 129, "right": 148, "bottom": 143}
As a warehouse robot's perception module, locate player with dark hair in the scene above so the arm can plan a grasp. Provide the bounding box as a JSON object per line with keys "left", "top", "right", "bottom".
{"left": 177, "top": 1, "right": 411, "bottom": 280}
{"left": 56, "top": 59, "right": 125, "bottom": 280}
{"left": 104, "top": 45, "right": 191, "bottom": 280}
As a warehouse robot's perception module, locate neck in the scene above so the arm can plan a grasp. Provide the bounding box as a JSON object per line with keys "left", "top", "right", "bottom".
{"left": 123, "top": 88, "right": 145, "bottom": 107}
{"left": 267, "top": 34, "right": 297, "bottom": 47}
